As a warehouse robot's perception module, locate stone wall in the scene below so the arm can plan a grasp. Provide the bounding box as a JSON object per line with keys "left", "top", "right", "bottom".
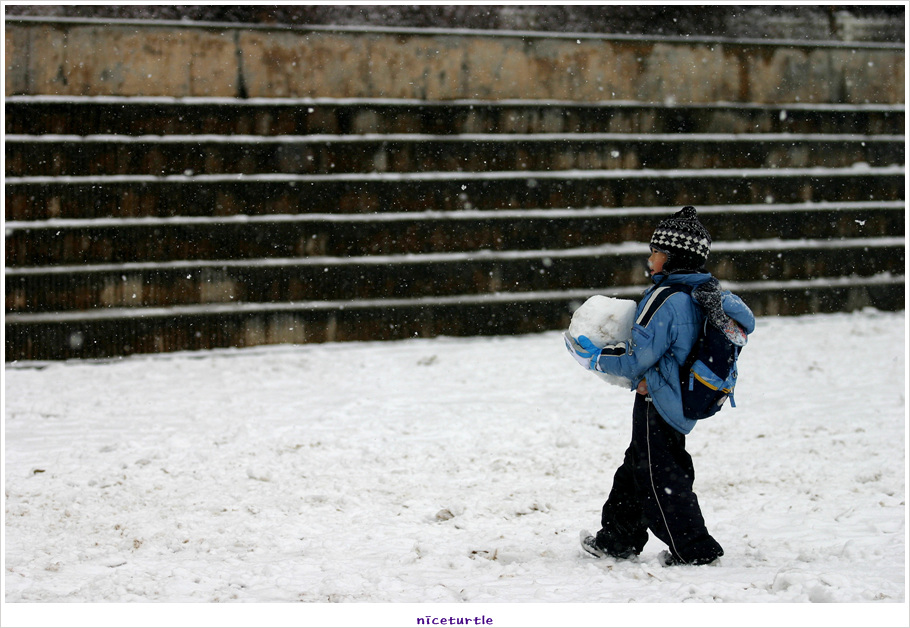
{"left": 5, "top": 18, "right": 905, "bottom": 104}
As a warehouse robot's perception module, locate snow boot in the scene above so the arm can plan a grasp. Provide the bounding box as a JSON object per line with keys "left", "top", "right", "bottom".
{"left": 658, "top": 549, "right": 721, "bottom": 567}
{"left": 579, "top": 530, "right": 636, "bottom": 560}
{"left": 580, "top": 530, "right": 608, "bottom": 558}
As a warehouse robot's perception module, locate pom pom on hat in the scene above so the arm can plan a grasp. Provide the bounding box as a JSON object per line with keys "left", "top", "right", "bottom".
{"left": 649, "top": 206, "right": 712, "bottom": 271}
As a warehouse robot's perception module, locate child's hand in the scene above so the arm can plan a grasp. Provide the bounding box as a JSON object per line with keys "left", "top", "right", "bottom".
{"left": 564, "top": 333, "right": 601, "bottom": 370}
{"left": 636, "top": 379, "right": 648, "bottom": 395}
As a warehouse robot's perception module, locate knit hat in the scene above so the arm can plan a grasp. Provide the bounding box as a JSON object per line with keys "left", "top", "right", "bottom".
{"left": 649, "top": 206, "right": 712, "bottom": 271}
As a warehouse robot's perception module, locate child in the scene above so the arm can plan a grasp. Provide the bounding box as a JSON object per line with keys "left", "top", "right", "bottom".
{"left": 565, "top": 206, "right": 755, "bottom": 566}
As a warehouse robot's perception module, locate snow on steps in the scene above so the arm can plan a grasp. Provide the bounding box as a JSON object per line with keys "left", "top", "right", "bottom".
{"left": 4, "top": 95, "right": 905, "bottom": 359}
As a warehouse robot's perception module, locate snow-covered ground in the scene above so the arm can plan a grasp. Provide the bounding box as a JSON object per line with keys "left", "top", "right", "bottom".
{"left": 3, "top": 309, "right": 908, "bottom": 627}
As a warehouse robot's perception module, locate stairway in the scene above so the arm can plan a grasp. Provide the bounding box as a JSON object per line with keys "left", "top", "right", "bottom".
{"left": 5, "top": 85, "right": 906, "bottom": 361}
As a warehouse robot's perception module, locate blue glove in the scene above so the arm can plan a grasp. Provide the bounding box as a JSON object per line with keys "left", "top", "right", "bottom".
{"left": 564, "top": 332, "right": 601, "bottom": 371}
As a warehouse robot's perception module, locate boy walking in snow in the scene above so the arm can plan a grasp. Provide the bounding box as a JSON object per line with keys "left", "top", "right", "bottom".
{"left": 565, "top": 206, "right": 755, "bottom": 566}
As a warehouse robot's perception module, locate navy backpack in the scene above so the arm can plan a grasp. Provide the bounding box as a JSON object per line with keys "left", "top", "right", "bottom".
{"left": 666, "top": 284, "right": 747, "bottom": 420}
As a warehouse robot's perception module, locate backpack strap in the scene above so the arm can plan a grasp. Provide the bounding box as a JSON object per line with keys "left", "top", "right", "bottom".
{"left": 670, "top": 284, "right": 705, "bottom": 382}
{"left": 636, "top": 283, "right": 690, "bottom": 329}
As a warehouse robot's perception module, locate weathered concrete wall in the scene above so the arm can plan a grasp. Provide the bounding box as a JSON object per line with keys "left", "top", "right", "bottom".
{"left": 5, "top": 18, "right": 905, "bottom": 104}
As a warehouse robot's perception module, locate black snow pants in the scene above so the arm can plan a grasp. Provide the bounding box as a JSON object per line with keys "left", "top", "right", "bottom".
{"left": 595, "top": 393, "right": 723, "bottom": 564}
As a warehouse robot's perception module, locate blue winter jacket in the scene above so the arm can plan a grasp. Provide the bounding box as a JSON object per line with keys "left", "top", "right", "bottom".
{"left": 593, "top": 271, "right": 756, "bottom": 435}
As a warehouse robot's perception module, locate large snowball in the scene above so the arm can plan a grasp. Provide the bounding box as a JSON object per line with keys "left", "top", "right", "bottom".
{"left": 568, "top": 295, "right": 637, "bottom": 389}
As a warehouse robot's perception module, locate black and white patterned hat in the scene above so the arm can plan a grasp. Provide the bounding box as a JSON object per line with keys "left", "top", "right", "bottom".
{"left": 649, "top": 206, "right": 711, "bottom": 271}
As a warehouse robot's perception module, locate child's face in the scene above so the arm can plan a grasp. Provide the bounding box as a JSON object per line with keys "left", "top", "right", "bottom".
{"left": 648, "top": 247, "right": 668, "bottom": 275}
